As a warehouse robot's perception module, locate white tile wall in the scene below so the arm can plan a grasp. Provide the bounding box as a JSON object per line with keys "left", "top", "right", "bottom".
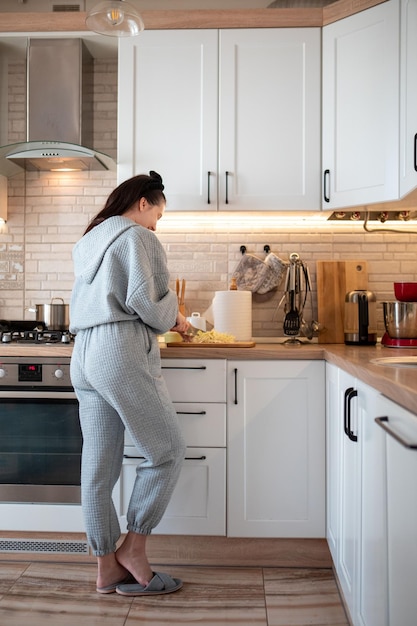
{"left": 1, "top": 57, "right": 416, "bottom": 338}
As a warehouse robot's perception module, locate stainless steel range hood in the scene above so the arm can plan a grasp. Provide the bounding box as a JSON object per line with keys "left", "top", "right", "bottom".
{"left": 0, "top": 38, "right": 116, "bottom": 176}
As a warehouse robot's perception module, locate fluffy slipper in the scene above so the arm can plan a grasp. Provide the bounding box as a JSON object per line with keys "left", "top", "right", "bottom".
{"left": 116, "top": 571, "right": 183, "bottom": 596}
{"left": 96, "top": 573, "right": 136, "bottom": 594}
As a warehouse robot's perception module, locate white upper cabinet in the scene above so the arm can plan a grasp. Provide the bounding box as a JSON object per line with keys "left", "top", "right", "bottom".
{"left": 118, "top": 28, "right": 321, "bottom": 211}
{"left": 322, "top": 0, "right": 400, "bottom": 209}
{"left": 218, "top": 29, "right": 321, "bottom": 211}
{"left": 118, "top": 30, "right": 219, "bottom": 210}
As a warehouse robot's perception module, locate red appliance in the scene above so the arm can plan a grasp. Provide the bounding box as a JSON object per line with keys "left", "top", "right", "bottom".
{"left": 381, "top": 332, "right": 417, "bottom": 348}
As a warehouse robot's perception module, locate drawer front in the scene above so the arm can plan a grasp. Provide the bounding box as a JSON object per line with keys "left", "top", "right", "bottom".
{"left": 118, "top": 447, "right": 226, "bottom": 536}
{"left": 161, "top": 359, "right": 226, "bottom": 402}
{"left": 124, "top": 403, "right": 226, "bottom": 448}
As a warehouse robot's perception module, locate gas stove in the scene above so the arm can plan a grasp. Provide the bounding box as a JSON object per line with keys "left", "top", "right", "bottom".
{"left": 0, "top": 320, "right": 72, "bottom": 345}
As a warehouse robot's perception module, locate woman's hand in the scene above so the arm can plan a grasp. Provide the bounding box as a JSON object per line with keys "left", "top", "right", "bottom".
{"left": 171, "top": 312, "right": 189, "bottom": 333}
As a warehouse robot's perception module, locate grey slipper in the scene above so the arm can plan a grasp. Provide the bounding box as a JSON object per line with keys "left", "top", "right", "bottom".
{"left": 116, "top": 571, "right": 183, "bottom": 596}
{"left": 96, "top": 573, "right": 136, "bottom": 594}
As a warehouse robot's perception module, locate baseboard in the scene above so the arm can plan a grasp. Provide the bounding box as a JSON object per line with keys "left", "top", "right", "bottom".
{"left": 0, "top": 532, "right": 332, "bottom": 568}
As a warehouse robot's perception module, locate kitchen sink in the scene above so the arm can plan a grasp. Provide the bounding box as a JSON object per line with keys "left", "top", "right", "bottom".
{"left": 371, "top": 356, "right": 417, "bottom": 367}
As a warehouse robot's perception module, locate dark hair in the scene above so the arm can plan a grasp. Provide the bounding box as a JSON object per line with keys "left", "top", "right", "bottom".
{"left": 84, "top": 171, "right": 165, "bottom": 235}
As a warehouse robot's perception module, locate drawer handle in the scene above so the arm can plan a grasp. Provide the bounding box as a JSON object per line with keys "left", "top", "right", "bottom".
{"left": 124, "top": 454, "right": 207, "bottom": 461}
{"left": 375, "top": 416, "right": 417, "bottom": 449}
{"left": 176, "top": 411, "right": 207, "bottom": 415}
{"left": 162, "top": 366, "right": 207, "bottom": 371}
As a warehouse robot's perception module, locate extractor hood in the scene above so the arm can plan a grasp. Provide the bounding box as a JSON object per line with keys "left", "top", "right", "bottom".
{"left": 0, "top": 38, "right": 116, "bottom": 176}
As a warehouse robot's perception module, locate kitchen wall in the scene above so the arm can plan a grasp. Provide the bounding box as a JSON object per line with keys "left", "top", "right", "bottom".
{"left": 1, "top": 56, "right": 417, "bottom": 338}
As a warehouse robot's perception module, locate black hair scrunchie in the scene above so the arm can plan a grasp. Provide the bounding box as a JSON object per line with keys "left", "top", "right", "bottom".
{"left": 148, "top": 170, "right": 165, "bottom": 191}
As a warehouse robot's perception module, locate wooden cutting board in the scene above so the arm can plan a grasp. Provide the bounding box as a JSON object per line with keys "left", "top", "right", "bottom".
{"left": 166, "top": 342, "right": 256, "bottom": 348}
{"left": 316, "top": 260, "right": 368, "bottom": 344}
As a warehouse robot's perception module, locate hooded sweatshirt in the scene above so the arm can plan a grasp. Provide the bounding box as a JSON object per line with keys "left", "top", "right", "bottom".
{"left": 69, "top": 216, "right": 177, "bottom": 335}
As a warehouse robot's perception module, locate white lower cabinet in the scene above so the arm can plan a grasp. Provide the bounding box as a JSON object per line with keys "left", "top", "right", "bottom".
{"left": 227, "top": 360, "right": 325, "bottom": 538}
{"left": 326, "top": 364, "right": 389, "bottom": 626}
{"left": 374, "top": 395, "right": 417, "bottom": 626}
{"left": 119, "top": 447, "right": 226, "bottom": 536}
{"left": 114, "top": 359, "right": 227, "bottom": 535}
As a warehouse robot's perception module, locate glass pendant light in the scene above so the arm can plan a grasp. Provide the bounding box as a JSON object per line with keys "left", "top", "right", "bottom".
{"left": 86, "top": 0, "right": 145, "bottom": 37}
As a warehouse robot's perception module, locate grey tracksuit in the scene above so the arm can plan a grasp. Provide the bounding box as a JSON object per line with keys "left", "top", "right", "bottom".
{"left": 69, "top": 216, "right": 186, "bottom": 556}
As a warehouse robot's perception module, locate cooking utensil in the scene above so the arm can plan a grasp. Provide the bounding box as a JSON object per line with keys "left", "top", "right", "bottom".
{"left": 178, "top": 324, "right": 200, "bottom": 342}
{"left": 176, "top": 278, "right": 186, "bottom": 315}
{"left": 283, "top": 261, "right": 300, "bottom": 336}
{"left": 383, "top": 301, "right": 417, "bottom": 339}
{"left": 29, "top": 297, "right": 69, "bottom": 330}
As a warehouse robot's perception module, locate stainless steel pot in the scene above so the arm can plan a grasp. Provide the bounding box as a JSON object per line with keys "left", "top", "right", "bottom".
{"left": 383, "top": 301, "right": 417, "bottom": 339}
{"left": 30, "top": 298, "right": 70, "bottom": 330}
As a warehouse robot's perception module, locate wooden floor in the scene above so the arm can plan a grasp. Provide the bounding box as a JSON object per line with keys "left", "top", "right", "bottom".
{"left": 0, "top": 560, "right": 349, "bottom": 625}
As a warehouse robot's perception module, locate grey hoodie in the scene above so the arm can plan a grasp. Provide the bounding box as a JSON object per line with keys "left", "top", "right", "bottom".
{"left": 69, "top": 216, "right": 178, "bottom": 335}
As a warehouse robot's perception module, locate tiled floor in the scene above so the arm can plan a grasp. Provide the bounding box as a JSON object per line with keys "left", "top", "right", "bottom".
{"left": 0, "top": 561, "right": 349, "bottom": 626}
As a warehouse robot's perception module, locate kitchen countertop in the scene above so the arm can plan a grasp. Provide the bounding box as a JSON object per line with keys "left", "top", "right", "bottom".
{"left": 0, "top": 341, "right": 415, "bottom": 415}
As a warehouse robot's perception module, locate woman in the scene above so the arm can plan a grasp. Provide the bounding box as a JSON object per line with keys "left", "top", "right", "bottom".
{"left": 70, "top": 171, "right": 188, "bottom": 597}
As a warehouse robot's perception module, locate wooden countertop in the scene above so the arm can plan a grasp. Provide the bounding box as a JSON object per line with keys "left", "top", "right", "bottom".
{"left": 0, "top": 345, "right": 73, "bottom": 359}
{"left": 0, "top": 341, "right": 415, "bottom": 415}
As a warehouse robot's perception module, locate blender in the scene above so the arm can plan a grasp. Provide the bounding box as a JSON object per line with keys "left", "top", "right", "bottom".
{"left": 381, "top": 282, "right": 417, "bottom": 348}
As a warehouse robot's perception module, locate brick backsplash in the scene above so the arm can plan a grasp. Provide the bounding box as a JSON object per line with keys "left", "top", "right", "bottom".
{"left": 1, "top": 56, "right": 417, "bottom": 338}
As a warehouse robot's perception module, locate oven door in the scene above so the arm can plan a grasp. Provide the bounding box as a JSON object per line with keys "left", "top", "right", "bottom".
{"left": 0, "top": 390, "right": 81, "bottom": 504}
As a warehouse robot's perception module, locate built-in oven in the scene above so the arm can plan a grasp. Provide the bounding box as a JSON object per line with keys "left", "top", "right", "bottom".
{"left": 0, "top": 356, "right": 82, "bottom": 531}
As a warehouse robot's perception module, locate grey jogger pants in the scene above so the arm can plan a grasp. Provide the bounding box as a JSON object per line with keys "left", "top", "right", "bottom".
{"left": 70, "top": 321, "right": 186, "bottom": 556}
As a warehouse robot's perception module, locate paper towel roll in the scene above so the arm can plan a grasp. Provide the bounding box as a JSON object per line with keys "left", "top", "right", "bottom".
{"left": 212, "top": 290, "right": 252, "bottom": 341}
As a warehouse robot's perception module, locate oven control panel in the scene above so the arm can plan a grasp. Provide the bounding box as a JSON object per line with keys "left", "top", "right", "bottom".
{"left": 0, "top": 357, "right": 72, "bottom": 388}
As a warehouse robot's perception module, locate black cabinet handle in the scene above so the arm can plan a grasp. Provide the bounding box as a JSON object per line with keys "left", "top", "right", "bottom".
{"left": 225, "top": 171, "right": 230, "bottom": 204}
{"left": 176, "top": 411, "right": 207, "bottom": 415}
{"left": 323, "top": 169, "right": 330, "bottom": 203}
{"left": 124, "top": 454, "right": 207, "bottom": 461}
{"left": 414, "top": 134, "right": 417, "bottom": 172}
{"left": 233, "top": 367, "right": 238, "bottom": 405}
{"left": 375, "top": 416, "right": 417, "bottom": 449}
{"left": 344, "top": 387, "right": 358, "bottom": 442}
{"left": 207, "top": 171, "right": 211, "bottom": 204}
{"left": 162, "top": 366, "right": 207, "bottom": 371}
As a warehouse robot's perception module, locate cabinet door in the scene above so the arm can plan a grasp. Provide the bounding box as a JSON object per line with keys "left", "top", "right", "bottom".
{"left": 219, "top": 29, "right": 321, "bottom": 211}
{"left": 337, "top": 369, "right": 360, "bottom": 616}
{"left": 227, "top": 360, "right": 325, "bottom": 537}
{"left": 330, "top": 370, "right": 388, "bottom": 626}
{"left": 375, "top": 396, "right": 417, "bottom": 626}
{"left": 325, "top": 363, "right": 342, "bottom": 563}
{"left": 118, "top": 31, "right": 218, "bottom": 210}
{"left": 117, "top": 447, "right": 226, "bottom": 536}
{"left": 356, "top": 381, "right": 388, "bottom": 626}
{"left": 322, "top": 0, "right": 400, "bottom": 209}
{"left": 400, "top": 0, "right": 417, "bottom": 197}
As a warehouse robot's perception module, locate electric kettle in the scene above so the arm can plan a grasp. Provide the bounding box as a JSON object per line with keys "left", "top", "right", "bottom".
{"left": 344, "top": 290, "right": 377, "bottom": 345}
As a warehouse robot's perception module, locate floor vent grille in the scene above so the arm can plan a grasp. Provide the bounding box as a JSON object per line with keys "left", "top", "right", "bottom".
{"left": 0, "top": 538, "right": 89, "bottom": 555}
